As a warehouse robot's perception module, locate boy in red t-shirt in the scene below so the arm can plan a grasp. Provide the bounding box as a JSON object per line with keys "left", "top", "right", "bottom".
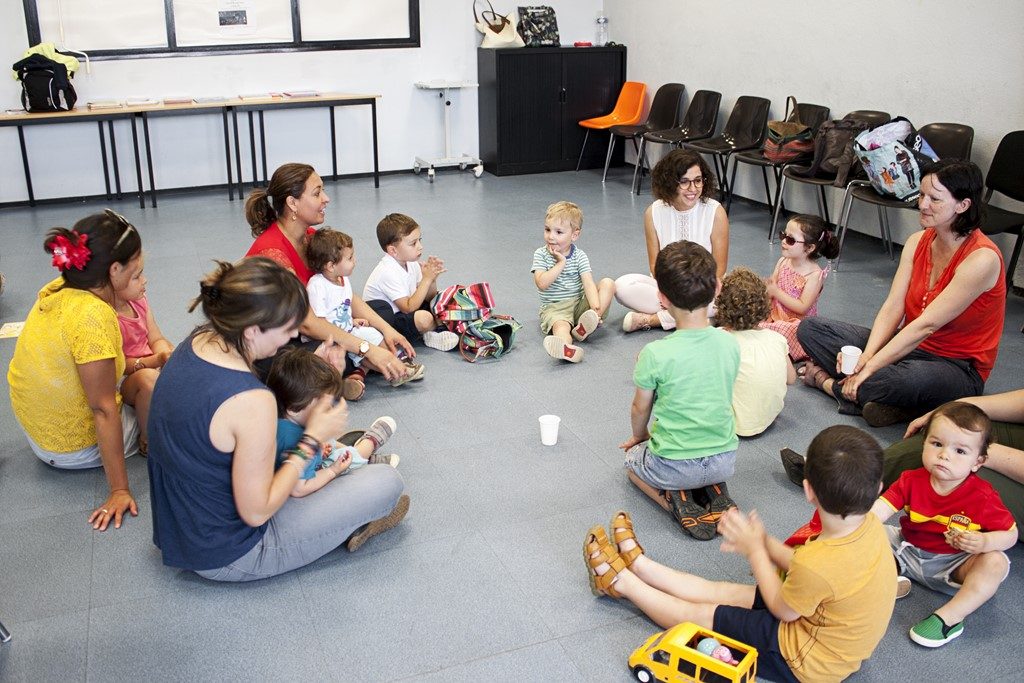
{"left": 873, "top": 401, "right": 1018, "bottom": 648}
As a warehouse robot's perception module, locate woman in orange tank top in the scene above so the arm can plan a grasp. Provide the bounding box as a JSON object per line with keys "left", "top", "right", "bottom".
{"left": 796, "top": 160, "right": 1006, "bottom": 428}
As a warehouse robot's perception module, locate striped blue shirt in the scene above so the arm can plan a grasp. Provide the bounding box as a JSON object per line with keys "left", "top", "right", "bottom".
{"left": 531, "top": 245, "right": 591, "bottom": 304}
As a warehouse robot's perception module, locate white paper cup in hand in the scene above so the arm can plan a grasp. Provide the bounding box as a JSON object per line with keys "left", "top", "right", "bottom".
{"left": 841, "top": 345, "right": 862, "bottom": 375}
{"left": 538, "top": 415, "right": 561, "bottom": 446}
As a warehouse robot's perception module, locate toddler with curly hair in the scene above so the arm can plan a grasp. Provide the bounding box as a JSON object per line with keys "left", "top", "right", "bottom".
{"left": 717, "top": 267, "right": 796, "bottom": 436}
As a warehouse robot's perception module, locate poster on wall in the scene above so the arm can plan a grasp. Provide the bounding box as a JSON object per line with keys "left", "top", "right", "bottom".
{"left": 217, "top": 0, "right": 255, "bottom": 36}
{"left": 175, "top": 0, "right": 290, "bottom": 46}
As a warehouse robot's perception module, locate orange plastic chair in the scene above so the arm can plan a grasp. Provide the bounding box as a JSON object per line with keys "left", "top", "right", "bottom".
{"left": 575, "top": 81, "right": 646, "bottom": 179}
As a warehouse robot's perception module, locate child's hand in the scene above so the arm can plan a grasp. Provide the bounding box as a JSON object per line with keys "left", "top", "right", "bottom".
{"left": 154, "top": 350, "right": 172, "bottom": 368}
{"left": 719, "top": 509, "right": 766, "bottom": 558}
{"left": 422, "top": 256, "right": 446, "bottom": 279}
{"left": 946, "top": 529, "right": 985, "bottom": 554}
{"left": 329, "top": 450, "right": 352, "bottom": 476}
{"left": 619, "top": 433, "right": 649, "bottom": 452}
{"left": 353, "top": 318, "right": 370, "bottom": 328}
{"left": 765, "top": 281, "right": 779, "bottom": 299}
{"left": 548, "top": 245, "right": 566, "bottom": 263}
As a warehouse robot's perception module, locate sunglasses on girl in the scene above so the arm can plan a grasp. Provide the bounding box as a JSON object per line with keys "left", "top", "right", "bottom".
{"left": 780, "top": 233, "right": 807, "bottom": 247}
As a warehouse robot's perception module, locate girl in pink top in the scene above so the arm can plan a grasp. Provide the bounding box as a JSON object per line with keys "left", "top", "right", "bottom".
{"left": 761, "top": 215, "right": 838, "bottom": 360}
{"left": 115, "top": 257, "right": 173, "bottom": 454}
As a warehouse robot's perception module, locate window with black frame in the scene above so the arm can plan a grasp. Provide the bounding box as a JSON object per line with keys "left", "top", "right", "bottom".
{"left": 21, "top": 0, "right": 419, "bottom": 60}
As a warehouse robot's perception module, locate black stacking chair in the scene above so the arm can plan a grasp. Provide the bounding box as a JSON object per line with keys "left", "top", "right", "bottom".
{"left": 602, "top": 82, "right": 686, "bottom": 187}
{"left": 834, "top": 122, "right": 974, "bottom": 268}
{"left": 729, "top": 99, "right": 831, "bottom": 216}
{"left": 978, "top": 131, "right": 1024, "bottom": 287}
{"left": 769, "top": 110, "right": 891, "bottom": 241}
{"left": 685, "top": 95, "right": 771, "bottom": 206}
{"left": 634, "top": 89, "right": 721, "bottom": 194}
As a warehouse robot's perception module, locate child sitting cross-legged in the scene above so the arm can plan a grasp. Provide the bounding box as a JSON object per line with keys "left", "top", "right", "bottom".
{"left": 531, "top": 200, "right": 616, "bottom": 363}
{"left": 306, "top": 227, "right": 422, "bottom": 397}
{"left": 871, "top": 401, "right": 1018, "bottom": 648}
{"left": 716, "top": 267, "right": 796, "bottom": 437}
{"left": 621, "top": 240, "right": 738, "bottom": 540}
{"left": 362, "top": 212, "right": 459, "bottom": 355}
{"left": 265, "top": 348, "right": 399, "bottom": 498}
{"left": 586, "top": 425, "right": 897, "bottom": 683}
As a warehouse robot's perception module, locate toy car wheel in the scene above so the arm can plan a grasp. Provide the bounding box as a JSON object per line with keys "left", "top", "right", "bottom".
{"left": 632, "top": 666, "right": 654, "bottom": 682}
{"left": 473, "top": 164, "right": 484, "bottom": 178}
{"left": 459, "top": 162, "right": 467, "bottom": 170}
{"left": 413, "top": 163, "right": 421, "bottom": 175}
{"left": 427, "top": 168, "right": 435, "bottom": 183}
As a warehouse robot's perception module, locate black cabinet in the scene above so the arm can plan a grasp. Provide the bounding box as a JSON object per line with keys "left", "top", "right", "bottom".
{"left": 478, "top": 46, "right": 627, "bottom": 176}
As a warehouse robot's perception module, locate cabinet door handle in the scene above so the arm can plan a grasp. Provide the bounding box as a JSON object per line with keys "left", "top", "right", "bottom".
{"left": 559, "top": 87, "right": 566, "bottom": 103}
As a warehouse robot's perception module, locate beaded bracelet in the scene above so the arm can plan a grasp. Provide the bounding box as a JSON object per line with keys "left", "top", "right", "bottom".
{"left": 298, "top": 433, "right": 322, "bottom": 452}
{"left": 284, "top": 446, "right": 310, "bottom": 461}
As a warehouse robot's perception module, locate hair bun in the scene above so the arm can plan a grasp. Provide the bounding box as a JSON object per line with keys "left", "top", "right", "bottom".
{"left": 200, "top": 283, "right": 222, "bottom": 301}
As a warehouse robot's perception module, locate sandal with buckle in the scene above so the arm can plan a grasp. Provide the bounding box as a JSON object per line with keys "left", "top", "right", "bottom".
{"left": 583, "top": 525, "right": 627, "bottom": 599}
{"left": 801, "top": 362, "right": 830, "bottom": 391}
{"left": 610, "top": 510, "right": 644, "bottom": 567}
{"left": 666, "top": 490, "right": 716, "bottom": 541}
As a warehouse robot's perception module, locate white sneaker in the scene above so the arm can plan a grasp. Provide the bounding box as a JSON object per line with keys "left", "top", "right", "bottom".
{"left": 622, "top": 311, "right": 653, "bottom": 333}
{"left": 896, "top": 575, "right": 912, "bottom": 599}
{"left": 571, "top": 309, "right": 601, "bottom": 342}
{"left": 543, "top": 335, "right": 584, "bottom": 363}
{"left": 423, "top": 330, "right": 459, "bottom": 351}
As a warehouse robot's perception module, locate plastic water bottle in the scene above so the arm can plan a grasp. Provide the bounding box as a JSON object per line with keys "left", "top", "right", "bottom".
{"left": 595, "top": 11, "right": 609, "bottom": 46}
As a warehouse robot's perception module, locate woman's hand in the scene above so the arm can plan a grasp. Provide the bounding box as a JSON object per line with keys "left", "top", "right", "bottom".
{"left": 838, "top": 365, "right": 874, "bottom": 402}
{"left": 381, "top": 330, "right": 415, "bottom": 361}
{"left": 904, "top": 410, "right": 933, "bottom": 438}
{"left": 303, "top": 394, "right": 349, "bottom": 445}
{"left": 367, "top": 344, "right": 408, "bottom": 382}
{"left": 314, "top": 336, "right": 347, "bottom": 371}
{"left": 89, "top": 488, "right": 138, "bottom": 531}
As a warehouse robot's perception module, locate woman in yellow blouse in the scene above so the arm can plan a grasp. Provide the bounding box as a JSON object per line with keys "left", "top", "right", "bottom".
{"left": 8, "top": 210, "right": 145, "bottom": 531}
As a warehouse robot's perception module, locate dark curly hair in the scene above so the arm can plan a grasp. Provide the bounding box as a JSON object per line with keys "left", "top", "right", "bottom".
{"left": 650, "top": 150, "right": 717, "bottom": 204}
{"left": 716, "top": 267, "right": 770, "bottom": 331}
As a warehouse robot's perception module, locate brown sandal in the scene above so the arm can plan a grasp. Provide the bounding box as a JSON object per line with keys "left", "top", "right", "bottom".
{"left": 583, "top": 525, "right": 627, "bottom": 599}
{"left": 610, "top": 511, "right": 644, "bottom": 567}
{"left": 801, "top": 362, "right": 830, "bottom": 391}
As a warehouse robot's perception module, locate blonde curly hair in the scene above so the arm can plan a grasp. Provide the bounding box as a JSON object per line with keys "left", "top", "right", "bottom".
{"left": 716, "top": 267, "right": 770, "bottom": 331}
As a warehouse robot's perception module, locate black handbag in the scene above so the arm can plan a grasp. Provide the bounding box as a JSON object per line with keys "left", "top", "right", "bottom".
{"left": 516, "top": 6, "right": 559, "bottom": 47}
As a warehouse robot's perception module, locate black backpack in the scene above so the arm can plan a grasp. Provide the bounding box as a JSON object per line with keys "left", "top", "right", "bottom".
{"left": 12, "top": 54, "right": 77, "bottom": 112}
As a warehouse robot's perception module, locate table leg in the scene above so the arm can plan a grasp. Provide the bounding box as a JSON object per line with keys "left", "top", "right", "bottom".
{"left": 130, "top": 115, "right": 145, "bottom": 209}
{"left": 259, "top": 110, "right": 267, "bottom": 186}
{"left": 222, "top": 108, "right": 234, "bottom": 200}
{"left": 248, "top": 111, "right": 258, "bottom": 191}
{"left": 108, "top": 121, "right": 123, "bottom": 200}
{"left": 142, "top": 113, "right": 157, "bottom": 208}
{"left": 232, "top": 109, "right": 243, "bottom": 199}
{"left": 98, "top": 121, "right": 112, "bottom": 199}
{"left": 17, "top": 126, "right": 36, "bottom": 206}
{"left": 330, "top": 106, "right": 338, "bottom": 181}
{"left": 371, "top": 100, "right": 379, "bottom": 188}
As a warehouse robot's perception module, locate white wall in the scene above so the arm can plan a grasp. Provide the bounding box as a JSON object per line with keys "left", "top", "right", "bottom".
{"left": 607, "top": 0, "right": 1024, "bottom": 252}
{"left": 0, "top": 0, "right": 602, "bottom": 203}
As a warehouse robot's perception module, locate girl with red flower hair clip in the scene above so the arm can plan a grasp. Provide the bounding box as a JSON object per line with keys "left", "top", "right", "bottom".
{"left": 8, "top": 210, "right": 145, "bottom": 531}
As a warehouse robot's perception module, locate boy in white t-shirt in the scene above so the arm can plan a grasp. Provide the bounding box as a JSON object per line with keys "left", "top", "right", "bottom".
{"left": 306, "top": 228, "right": 424, "bottom": 398}
{"left": 362, "top": 213, "right": 459, "bottom": 352}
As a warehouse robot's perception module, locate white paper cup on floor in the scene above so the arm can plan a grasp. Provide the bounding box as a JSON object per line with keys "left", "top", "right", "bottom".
{"left": 841, "top": 345, "right": 862, "bottom": 375}
{"left": 538, "top": 415, "right": 561, "bottom": 446}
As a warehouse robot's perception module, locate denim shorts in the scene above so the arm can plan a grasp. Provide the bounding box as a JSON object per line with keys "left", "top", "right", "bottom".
{"left": 624, "top": 444, "right": 736, "bottom": 490}
{"left": 885, "top": 525, "right": 1010, "bottom": 596}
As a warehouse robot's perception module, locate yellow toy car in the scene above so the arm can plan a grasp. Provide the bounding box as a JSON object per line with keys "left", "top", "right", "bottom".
{"left": 627, "top": 622, "right": 758, "bottom": 683}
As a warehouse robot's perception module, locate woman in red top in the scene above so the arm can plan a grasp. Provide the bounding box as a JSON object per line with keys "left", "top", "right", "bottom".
{"left": 797, "top": 160, "right": 1006, "bottom": 427}
{"left": 244, "top": 162, "right": 411, "bottom": 383}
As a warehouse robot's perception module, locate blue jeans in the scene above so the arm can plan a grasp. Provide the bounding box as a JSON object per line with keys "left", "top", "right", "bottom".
{"left": 196, "top": 465, "right": 405, "bottom": 582}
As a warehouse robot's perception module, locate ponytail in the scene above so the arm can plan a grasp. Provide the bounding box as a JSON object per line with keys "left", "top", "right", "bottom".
{"left": 244, "top": 162, "right": 315, "bottom": 238}
{"left": 244, "top": 189, "right": 277, "bottom": 237}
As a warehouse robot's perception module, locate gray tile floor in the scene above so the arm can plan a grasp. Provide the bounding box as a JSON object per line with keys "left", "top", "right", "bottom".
{"left": 0, "top": 166, "right": 1022, "bottom": 682}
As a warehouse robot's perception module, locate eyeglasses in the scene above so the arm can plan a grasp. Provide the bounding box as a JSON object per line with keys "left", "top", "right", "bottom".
{"left": 105, "top": 209, "right": 136, "bottom": 249}
{"left": 780, "top": 233, "right": 807, "bottom": 247}
{"left": 677, "top": 176, "right": 706, "bottom": 189}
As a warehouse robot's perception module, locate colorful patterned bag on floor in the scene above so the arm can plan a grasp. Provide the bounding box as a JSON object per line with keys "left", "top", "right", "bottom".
{"left": 432, "top": 282, "right": 521, "bottom": 362}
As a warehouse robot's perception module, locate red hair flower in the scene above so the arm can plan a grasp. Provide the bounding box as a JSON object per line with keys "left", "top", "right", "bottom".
{"left": 49, "top": 231, "right": 91, "bottom": 271}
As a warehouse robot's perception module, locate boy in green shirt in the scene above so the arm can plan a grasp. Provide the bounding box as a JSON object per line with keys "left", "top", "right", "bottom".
{"left": 621, "top": 240, "right": 740, "bottom": 540}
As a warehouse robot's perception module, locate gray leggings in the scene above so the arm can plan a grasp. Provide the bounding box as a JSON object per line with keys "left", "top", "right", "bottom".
{"left": 197, "top": 464, "right": 405, "bottom": 582}
{"left": 796, "top": 316, "right": 984, "bottom": 413}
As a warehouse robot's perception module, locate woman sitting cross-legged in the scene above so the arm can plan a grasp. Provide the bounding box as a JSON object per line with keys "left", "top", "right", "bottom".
{"left": 797, "top": 159, "right": 1006, "bottom": 427}
{"left": 147, "top": 258, "right": 409, "bottom": 581}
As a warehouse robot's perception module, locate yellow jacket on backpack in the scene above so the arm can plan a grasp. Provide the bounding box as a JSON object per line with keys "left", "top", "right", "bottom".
{"left": 10, "top": 42, "right": 79, "bottom": 81}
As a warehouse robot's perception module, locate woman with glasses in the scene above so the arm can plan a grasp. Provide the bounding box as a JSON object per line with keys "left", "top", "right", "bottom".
{"left": 797, "top": 159, "right": 1006, "bottom": 427}
{"left": 616, "top": 150, "right": 730, "bottom": 332}
{"left": 8, "top": 210, "right": 144, "bottom": 531}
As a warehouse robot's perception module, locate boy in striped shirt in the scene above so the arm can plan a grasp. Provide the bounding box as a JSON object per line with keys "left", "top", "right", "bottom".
{"left": 531, "top": 201, "right": 615, "bottom": 362}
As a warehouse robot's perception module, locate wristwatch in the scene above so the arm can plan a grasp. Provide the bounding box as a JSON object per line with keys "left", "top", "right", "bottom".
{"left": 357, "top": 341, "right": 370, "bottom": 357}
